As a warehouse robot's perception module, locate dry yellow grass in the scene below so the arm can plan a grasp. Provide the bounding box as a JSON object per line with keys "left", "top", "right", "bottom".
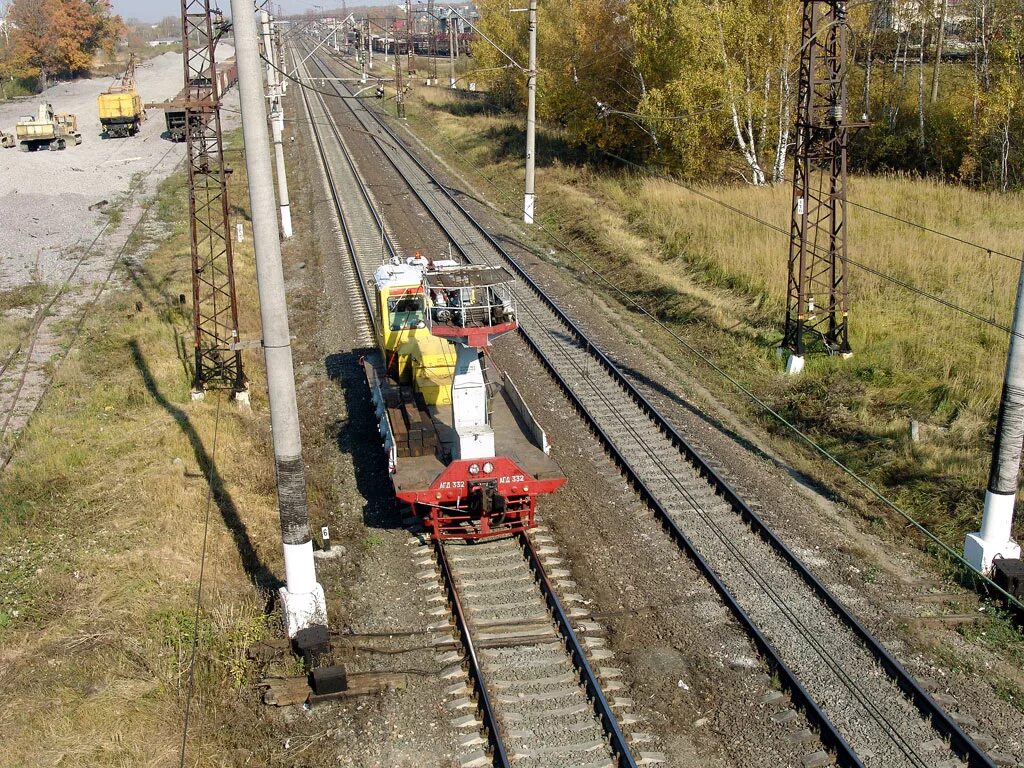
{"left": 0, "top": 137, "right": 293, "bottom": 766}
{"left": 611, "top": 174, "right": 1023, "bottom": 409}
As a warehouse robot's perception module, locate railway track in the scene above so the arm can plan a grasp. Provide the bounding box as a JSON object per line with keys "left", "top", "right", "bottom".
{"left": 294, "top": 49, "right": 640, "bottom": 768}
{"left": 437, "top": 533, "right": 635, "bottom": 768}
{"left": 0, "top": 142, "right": 184, "bottom": 466}
{"left": 294, "top": 38, "right": 1000, "bottom": 768}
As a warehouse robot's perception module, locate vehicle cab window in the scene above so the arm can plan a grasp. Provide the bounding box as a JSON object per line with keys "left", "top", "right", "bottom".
{"left": 388, "top": 294, "right": 425, "bottom": 330}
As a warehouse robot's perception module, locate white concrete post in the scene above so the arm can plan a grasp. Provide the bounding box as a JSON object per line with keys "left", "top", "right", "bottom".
{"left": 523, "top": 0, "right": 537, "bottom": 224}
{"left": 966, "top": 260, "right": 1024, "bottom": 574}
{"left": 261, "top": 11, "right": 291, "bottom": 239}
{"left": 449, "top": 18, "right": 456, "bottom": 88}
{"left": 230, "top": 0, "right": 327, "bottom": 641}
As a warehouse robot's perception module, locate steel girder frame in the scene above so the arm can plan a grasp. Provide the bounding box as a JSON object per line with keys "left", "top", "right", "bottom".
{"left": 181, "top": 0, "right": 245, "bottom": 394}
{"left": 784, "top": 0, "right": 852, "bottom": 357}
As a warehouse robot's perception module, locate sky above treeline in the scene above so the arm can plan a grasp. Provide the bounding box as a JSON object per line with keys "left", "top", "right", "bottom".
{"left": 111, "top": 0, "right": 395, "bottom": 24}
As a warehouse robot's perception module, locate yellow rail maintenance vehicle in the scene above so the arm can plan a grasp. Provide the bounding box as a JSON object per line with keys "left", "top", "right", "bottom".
{"left": 98, "top": 53, "right": 145, "bottom": 139}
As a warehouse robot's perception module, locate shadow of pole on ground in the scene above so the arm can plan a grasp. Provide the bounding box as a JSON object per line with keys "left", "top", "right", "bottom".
{"left": 129, "top": 338, "right": 281, "bottom": 593}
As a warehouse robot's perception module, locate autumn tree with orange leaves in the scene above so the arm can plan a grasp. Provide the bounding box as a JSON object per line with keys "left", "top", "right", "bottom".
{"left": 4, "top": 0, "right": 123, "bottom": 91}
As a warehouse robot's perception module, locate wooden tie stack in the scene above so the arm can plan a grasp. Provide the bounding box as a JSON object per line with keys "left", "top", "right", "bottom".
{"left": 385, "top": 385, "right": 439, "bottom": 458}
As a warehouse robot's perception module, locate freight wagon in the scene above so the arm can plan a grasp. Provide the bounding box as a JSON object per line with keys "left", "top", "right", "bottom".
{"left": 163, "top": 59, "right": 238, "bottom": 142}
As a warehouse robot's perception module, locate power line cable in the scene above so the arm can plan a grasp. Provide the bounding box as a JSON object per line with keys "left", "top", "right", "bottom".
{"left": 846, "top": 198, "right": 1021, "bottom": 264}
{"left": 304, "top": 39, "right": 1017, "bottom": 339}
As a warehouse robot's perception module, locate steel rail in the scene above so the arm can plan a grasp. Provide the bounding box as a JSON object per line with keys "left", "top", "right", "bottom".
{"left": 520, "top": 533, "right": 639, "bottom": 768}
{"left": 300, "top": 44, "right": 860, "bottom": 765}
{"left": 296, "top": 45, "right": 633, "bottom": 768}
{"left": 435, "top": 540, "right": 514, "bottom": 768}
{"left": 305, "top": 41, "right": 996, "bottom": 768}
{"left": 306, "top": 43, "right": 863, "bottom": 764}
{"left": 293, "top": 47, "right": 391, "bottom": 340}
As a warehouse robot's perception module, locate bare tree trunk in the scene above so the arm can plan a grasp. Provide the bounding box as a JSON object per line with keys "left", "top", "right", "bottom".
{"left": 893, "top": 24, "right": 902, "bottom": 75}
{"left": 773, "top": 56, "right": 791, "bottom": 184}
{"left": 918, "top": 17, "right": 926, "bottom": 152}
{"left": 972, "top": 4, "right": 981, "bottom": 126}
{"left": 1001, "top": 111, "right": 1011, "bottom": 192}
{"left": 981, "top": 0, "right": 991, "bottom": 89}
{"left": 931, "top": 0, "right": 948, "bottom": 102}
{"left": 890, "top": 27, "right": 912, "bottom": 125}
{"left": 715, "top": 8, "right": 767, "bottom": 185}
{"left": 864, "top": 6, "right": 879, "bottom": 118}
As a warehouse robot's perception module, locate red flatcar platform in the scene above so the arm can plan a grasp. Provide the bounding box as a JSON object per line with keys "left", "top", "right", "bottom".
{"left": 364, "top": 351, "right": 564, "bottom": 539}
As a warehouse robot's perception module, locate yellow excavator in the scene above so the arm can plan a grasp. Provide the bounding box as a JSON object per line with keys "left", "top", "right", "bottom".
{"left": 98, "top": 53, "right": 145, "bottom": 138}
{"left": 15, "top": 104, "right": 82, "bottom": 151}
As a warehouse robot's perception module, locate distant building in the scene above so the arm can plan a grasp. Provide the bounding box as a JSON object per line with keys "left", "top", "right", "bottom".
{"left": 879, "top": 0, "right": 973, "bottom": 33}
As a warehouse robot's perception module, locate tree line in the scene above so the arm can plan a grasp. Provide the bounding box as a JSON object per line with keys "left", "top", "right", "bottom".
{"left": 473, "top": 0, "right": 1024, "bottom": 190}
{"left": 0, "top": 0, "right": 124, "bottom": 96}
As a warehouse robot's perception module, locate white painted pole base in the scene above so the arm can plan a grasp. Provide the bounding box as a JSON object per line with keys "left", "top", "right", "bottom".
{"left": 965, "top": 490, "right": 1021, "bottom": 574}
{"left": 280, "top": 540, "right": 328, "bottom": 637}
{"left": 190, "top": 389, "right": 206, "bottom": 401}
{"left": 233, "top": 387, "right": 252, "bottom": 412}
{"left": 279, "top": 583, "right": 328, "bottom": 638}
{"left": 524, "top": 193, "right": 535, "bottom": 225}
{"left": 785, "top": 353, "right": 806, "bottom": 375}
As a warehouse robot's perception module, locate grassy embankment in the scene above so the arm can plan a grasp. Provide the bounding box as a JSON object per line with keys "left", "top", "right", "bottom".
{"left": 0, "top": 284, "right": 50, "bottom": 364}
{"left": 393, "top": 86, "right": 1024, "bottom": 561}
{"left": 0, "top": 132, "right": 297, "bottom": 764}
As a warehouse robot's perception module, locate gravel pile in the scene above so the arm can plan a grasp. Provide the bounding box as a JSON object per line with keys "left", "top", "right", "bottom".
{"left": 0, "top": 48, "right": 239, "bottom": 292}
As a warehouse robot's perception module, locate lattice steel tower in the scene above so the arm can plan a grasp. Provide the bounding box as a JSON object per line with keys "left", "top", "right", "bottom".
{"left": 180, "top": 1, "right": 245, "bottom": 396}
{"left": 783, "top": 0, "right": 853, "bottom": 364}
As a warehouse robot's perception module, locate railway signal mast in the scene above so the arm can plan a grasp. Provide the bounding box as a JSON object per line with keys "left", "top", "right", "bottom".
{"left": 782, "top": 0, "right": 857, "bottom": 375}
{"left": 179, "top": 0, "right": 246, "bottom": 400}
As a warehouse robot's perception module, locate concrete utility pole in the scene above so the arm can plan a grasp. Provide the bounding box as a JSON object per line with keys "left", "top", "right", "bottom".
{"left": 368, "top": 16, "right": 374, "bottom": 70}
{"left": 229, "top": 0, "right": 329, "bottom": 652}
{"left": 965, "top": 263, "right": 1024, "bottom": 575}
{"left": 449, "top": 16, "right": 456, "bottom": 88}
{"left": 261, "top": 10, "right": 292, "bottom": 239}
{"left": 523, "top": 0, "right": 538, "bottom": 224}
{"left": 361, "top": 19, "right": 368, "bottom": 83}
